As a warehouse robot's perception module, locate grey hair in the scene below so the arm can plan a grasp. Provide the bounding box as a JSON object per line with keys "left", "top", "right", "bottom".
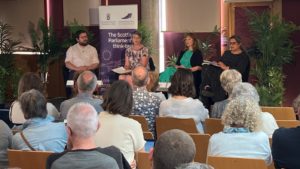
{"left": 132, "top": 66, "right": 149, "bottom": 87}
{"left": 231, "top": 82, "right": 260, "bottom": 103}
{"left": 176, "top": 162, "right": 214, "bottom": 169}
{"left": 293, "top": 94, "right": 300, "bottom": 112}
{"left": 220, "top": 69, "right": 242, "bottom": 95}
{"left": 222, "top": 97, "right": 261, "bottom": 132}
{"left": 67, "top": 102, "right": 99, "bottom": 138}
{"left": 77, "top": 71, "right": 97, "bottom": 92}
{"left": 153, "top": 129, "right": 196, "bottom": 169}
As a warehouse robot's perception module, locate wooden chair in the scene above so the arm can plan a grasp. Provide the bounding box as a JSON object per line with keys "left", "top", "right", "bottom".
{"left": 8, "top": 149, "right": 53, "bottom": 169}
{"left": 129, "top": 115, "right": 154, "bottom": 140}
{"left": 155, "top": 117, "right": 198, "bottom": 138}
{"left": 204, "top": 118, "right": 224, "bottom": 136}
{"left": 207, "top": 156, "right": 268, "bottom": 169}
{"left": 136, "top": 151, "right": 151, "bottom": 169}
{"left": 261, "top": 107, "right": 296, "bottom": 120}
{"left": 190, "top": 133, "right": 210, "bottom": 163}
{"left": 276, "top": 120, "right": 300, "bottom": 128}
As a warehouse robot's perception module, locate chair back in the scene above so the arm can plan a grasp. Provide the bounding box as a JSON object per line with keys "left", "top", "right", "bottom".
{"left": 190, "top": 133, "right": 210, "bottom": 163}
{"left": 276, "top": 120, "right": 300, "bottom": 128}
{"left": 207, "top": 156, "right": 268, "bottom": 169}
{"left": 137, "top": 151, "right": 151, "bottom": 169}
{"left": 48, "top": 97, "right": 67, "bottom": 110}
{"left": 129, "top": 115, "right": 154, "bottom": 140}
{"left": 204, "top": 118, "right": 224, "bottom": 135}
{"left": 156, "top": 117, "right": 198, "bottom": 138}
{"left": 8, "top": 149, "right": 53, "bottom": 169}
{"left": 261, "top": 107, "right": 296, "bottom": 120}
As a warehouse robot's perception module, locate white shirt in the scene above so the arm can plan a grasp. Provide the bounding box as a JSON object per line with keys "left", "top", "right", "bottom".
{"left": 10, "top": 101, "right": 60, "bottom": 124}
{"left": 256, "top": 112, "right": 278, "bottom": 137}
{"left": 94, "top": 111, "right": 146, "bottom": 163}
{"left": 159, "top": 97, "right": 209, "bottom": 133}
{"left": 65, "top": 43, "right": 99, "bottom": 67}
{"left": 208, "top": 131, "right": 272, "bottom": 165}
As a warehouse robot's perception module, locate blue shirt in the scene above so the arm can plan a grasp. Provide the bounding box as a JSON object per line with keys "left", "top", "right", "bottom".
{"left": 12, "top": 116, "right": 67, "bottom": 152}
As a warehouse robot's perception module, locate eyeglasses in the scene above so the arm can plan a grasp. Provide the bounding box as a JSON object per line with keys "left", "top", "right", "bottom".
{"left": 229, "top": 41, "right": 238, "bottom": 45}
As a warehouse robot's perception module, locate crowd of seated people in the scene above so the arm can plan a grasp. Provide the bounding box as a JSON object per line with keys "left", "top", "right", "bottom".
{"left": 1, "top": 58, "right": 300, "bottom": 169}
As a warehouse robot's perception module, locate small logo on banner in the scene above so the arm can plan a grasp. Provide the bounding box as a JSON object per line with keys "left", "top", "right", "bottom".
{"left": 121, "top": 13, "right": 132, "bottom": 19}
{"left": 106, "top": 13, "right": 110, "bottom": 20}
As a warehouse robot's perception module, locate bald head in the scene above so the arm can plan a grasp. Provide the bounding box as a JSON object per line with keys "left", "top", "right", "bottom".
{"left": 77, "top": 71, "right": 97, "bottom": 93}
{"left": 132, "top": 66, "right": 148, "bottom": 87}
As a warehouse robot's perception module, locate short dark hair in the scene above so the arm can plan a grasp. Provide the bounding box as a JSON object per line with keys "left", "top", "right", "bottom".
{"left": 168, "top": 68, "right": 196, "bottom": 98}
{"left": 19, "top": 89, "right": 48, "bottom": 119}
{"left": 75, "top": 30, "right": 88, "bottom": 39}
{"left": 229, "top": 35, "right": 242, "bottom": 44}
{"left": 153, "top": 129, "right": 196, "bottom": 169}
{"left": 102, "top": 80, "right": 133, "bottom": 116}
{"left": 18, "top": 72, "right": 44, "bottom": 98}
{"left": 132, "top": 31, "right": 142, "bottom": 38}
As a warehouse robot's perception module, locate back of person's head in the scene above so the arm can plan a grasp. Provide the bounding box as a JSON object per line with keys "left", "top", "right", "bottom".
{"left": 132, "top": 66, "right": 149, "bottom": 87}
{"left": 72, "top": 71, "right": 83, "bottom": 96}
{"left": 18, "top": 72, "right": 44, "bottom": 98}
{"left": 168, "top": 68, "right": 195, "bottom": 98}
{"left": 153, "top": 129, "right": 196, "bottom": 169}
{"left": 222, "top": 97, "right": 260, "bottom": 132}
{"left": 176, "top": 162, "right": 213, "bottom": 169}
{"left": 102, "top": 80, "right": 133, "bottom": 116}
{"left": 220, "top": 69, "right": 242, "bottom": 95}
{"left": 231, "top": 82, "right": 260, "bottom": 103}
{"left": 146, "top": 71, "right": 159, "bottom": 92}
{"left": 19, "top": 89, "right": 47, "bottom": 120}
{"left": 77, "top": 71, "right": 97, "bottom": 93}
{"left": 67, "top": 103, "right": 99, "bottom": 138}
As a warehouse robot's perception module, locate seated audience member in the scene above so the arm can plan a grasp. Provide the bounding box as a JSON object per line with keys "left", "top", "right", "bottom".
{"left": 272, "top": 95, "right": 300, "bottom": 169}
{"left": 159, "top": 68, "right": 209, "bottom": 133}
{"left": 152, "top": 129, "right": 210, "bottom": 169}
{"left": 208, "top": 97, "right": 272, "bottom": 165}
{"left": 12, "top": 89, "right": 67, "bottom": 152}
{"left": 47, "top": 103, "right": 130, "bottom": 169}
{"left": 60, "top": 71, "right": 103, "bottom": 120}
{"left": 0, "top": 120, "right": 12, "bottom": 168}
{"left": 146, "top": 71, "right": 166, "bottom": 101}
{"left": 293, "top": 94, "right": 300, "bottom": 117}
{"left": 211, "top": 69, "right": 242, "bottom": 118}
{"left": 231, "top": 82, "right": 278, "bottom": 137}
{"left": 71, "top": 71, "right": 83, "bottom": 97}
{"left": 95, "top": 80, "right": 145, "bottom": 167}
{"left": 10, "top": 72, "right": 60, "bottom": 124}
{"left": 132, "top": 66, "right": 161, "bottom": 136}
{"left": 176, "top": 162, "right": 213, "bottom": 169}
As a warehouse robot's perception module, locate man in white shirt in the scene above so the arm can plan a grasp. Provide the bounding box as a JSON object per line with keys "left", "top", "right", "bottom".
{"left": 65, "top": 30, "right": 99, "bottom": 72}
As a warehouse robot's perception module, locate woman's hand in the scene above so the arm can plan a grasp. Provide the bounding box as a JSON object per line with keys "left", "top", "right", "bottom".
{"left": 190, "top": 66, "right": 201, "bottom": 72}
{"left": 218, "top": 61, "right": 229, "bottom": 70}
{"left": 175, "top": 65, "right": 185, "bottom": 69}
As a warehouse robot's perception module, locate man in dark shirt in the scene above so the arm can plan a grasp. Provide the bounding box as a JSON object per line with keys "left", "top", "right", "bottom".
{"left": 46, "top": 103, "right": 130, "bottom": 169}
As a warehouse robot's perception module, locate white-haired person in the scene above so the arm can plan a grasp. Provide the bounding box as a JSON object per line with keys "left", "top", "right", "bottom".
{"left": 46, "top": 103, "right": 130, "bottom": 169}
{"left": 208, "top": 97, "right": 272, "bottom": 165}
{"left": 210, "top": 69, "right": 242, "bottom": 118}
{"left": 231, "top": 82, "right": 278, "bottom": 137}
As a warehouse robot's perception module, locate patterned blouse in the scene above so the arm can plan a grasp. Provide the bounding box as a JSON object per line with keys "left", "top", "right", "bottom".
{"left": 132, "top": 87, "right": 161, "bottom": 137}
{"left": 125, "top": 45, "right": 149, "bottom": 69}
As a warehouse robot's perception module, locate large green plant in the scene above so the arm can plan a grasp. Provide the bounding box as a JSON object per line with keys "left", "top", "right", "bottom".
{"left": 248, "top": 11, "right": 299, "bottom": 106}
{"left": 28, "top": 18, "right": 63, "bottom": 75}
{"left": 138, "top": 22, "right": 154, "bottom": 55}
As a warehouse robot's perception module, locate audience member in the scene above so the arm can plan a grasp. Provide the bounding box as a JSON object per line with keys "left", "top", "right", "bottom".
{"left": 159, "top": 68, "right": 209, "bottom": 133}
{"left": 208, "top": 97, "right": 272, "bottom": 165}
{"left": 146, "top": 71, "right": 166, "bottom": 101}
{"left": 132, "top": 66, "right": 161, "bottom": 137}
{"left": 47, "top": 103, "right": 130, "bottom": 169}
{"left": 272, "top": 94, "right": 300, "bottom": 169}
{"left": 293, "top": 94, "right": 300, "bottom": 117}
{"left": 0, "top": 120, "right": 12, "bottom": 168}
{"left": 12, "top": 89, "right": 67, "bottom": 152}
{"left": 210, "top": 69, "right": 242, "bottom": 118}
{"left": 176, "top": 162, "right": 213, "bottom": 169}
{"left": 152, "top": 129, "right": 199, "bottom": 169}
{"left": 231, "top": 82, "right": 278, "bottom": 137}
{"left": 95, "top": 80, "right": 145, "bottom": 167}
{"left": 10, "top": 72, "right": 60, "bottom": 124}
{"left": 60, "top": 71, "right": 103, "bottom": 120}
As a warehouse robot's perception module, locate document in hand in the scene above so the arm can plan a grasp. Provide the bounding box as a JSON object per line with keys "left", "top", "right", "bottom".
{"left": 112, "top": 67, "right": 132, "bottom": 74}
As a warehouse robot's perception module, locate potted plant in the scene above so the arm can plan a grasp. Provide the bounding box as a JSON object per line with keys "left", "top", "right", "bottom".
{"left": 248, "top": 11, "right": 299, "bottom": 106}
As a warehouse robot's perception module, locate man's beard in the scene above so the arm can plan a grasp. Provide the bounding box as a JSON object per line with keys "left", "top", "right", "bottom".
{"left": 78, "top": 41, "right": 88, "bottom": 46}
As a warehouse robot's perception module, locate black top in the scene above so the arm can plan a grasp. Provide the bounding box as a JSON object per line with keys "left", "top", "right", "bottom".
{"left": 220, "top": 50, "right": 250, "bottom": 82}
{"left": 176, "top": 49, "right": 203, "bottom": 98}
{"left": 272, "top": 127, "right": 300, "bottom": 169}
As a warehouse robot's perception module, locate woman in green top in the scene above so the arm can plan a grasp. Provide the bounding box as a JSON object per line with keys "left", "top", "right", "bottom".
{"left": 160, "top": 33, "right": 203, "bottom": 98}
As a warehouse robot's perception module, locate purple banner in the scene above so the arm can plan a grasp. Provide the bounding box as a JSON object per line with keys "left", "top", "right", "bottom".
{"left": 99, "top": 29, "right": 135, "bottom": 84}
